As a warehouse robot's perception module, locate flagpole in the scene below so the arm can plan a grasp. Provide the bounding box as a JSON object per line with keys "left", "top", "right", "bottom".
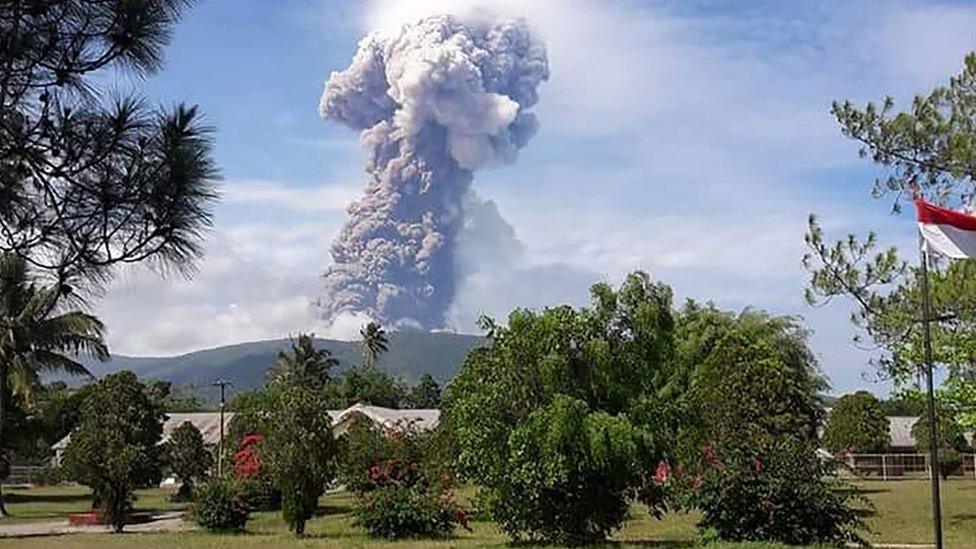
{"left": 918, "top": 237, "right": 943, "bottom": 549}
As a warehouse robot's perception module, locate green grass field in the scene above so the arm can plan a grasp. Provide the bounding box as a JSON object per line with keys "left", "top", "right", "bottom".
{"left": 1, "top": 479, "right": 974, "bottom": 547}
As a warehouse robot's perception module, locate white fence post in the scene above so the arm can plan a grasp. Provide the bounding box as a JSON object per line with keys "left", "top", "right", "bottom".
{"left": 881, "top": 454, "right": 888, "bottom": 481}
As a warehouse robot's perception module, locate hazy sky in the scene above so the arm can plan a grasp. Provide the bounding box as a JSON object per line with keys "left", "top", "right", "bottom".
{"left": 97, "top": 0, "right": 976, "bottom": 395}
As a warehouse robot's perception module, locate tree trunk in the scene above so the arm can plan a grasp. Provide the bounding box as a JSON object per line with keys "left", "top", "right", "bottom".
{"left": 0, "top": 365, "right": 10, "bottom": 517}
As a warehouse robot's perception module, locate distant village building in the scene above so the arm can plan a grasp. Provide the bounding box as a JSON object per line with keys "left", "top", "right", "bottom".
{"left": 51, "top": 404, "right": 440, "bottom": 466}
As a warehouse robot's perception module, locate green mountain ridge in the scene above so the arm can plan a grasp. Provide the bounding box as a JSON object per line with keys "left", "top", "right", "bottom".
{"left": 76, "top": 330, "right": 485, "bottom": 402}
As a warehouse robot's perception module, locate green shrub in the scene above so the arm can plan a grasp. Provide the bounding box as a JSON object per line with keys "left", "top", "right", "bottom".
{"left": 691, "top": 437, "right": 862, "bottom": 546}
{"left": 483, "top": 396, "right": 642, "bottom": 545}
{"left": 337, "top": 416, "right": 398, "bottom": 493}
{"left": 349, "top": 419, "right": 469, "bottom": 540}
{"left": 192, "top": 479, "right": 249, "bottom": 532}
{"left": 238, "top": 476, "right": 281, "bottom": 512}
{"left": 681, "top": 313, "right": 863, "bottom": 546}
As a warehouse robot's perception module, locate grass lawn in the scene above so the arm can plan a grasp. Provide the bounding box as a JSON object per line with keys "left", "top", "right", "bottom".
{"left": 0, "top": 485, "right": 183, "bottom": 525}
{"left": 0, "top": 479, "right": 974, "bottom": 547}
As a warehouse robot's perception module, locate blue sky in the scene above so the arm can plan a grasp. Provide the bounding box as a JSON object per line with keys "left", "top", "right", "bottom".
{"left": 99, "top": 0, "right": 976, "bottom": 395}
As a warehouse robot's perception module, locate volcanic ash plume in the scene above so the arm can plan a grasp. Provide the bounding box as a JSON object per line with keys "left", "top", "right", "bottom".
{"left": 317, "top": 15, "right": 548, "bottom": 329}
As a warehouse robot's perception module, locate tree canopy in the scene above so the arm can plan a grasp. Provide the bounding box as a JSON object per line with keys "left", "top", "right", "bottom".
{"left": 805, "top": 53, "right": 976, "bottom": 384}
{"left": 267, "top": 333, "right": 338, "bottom": 390}
{"left": 61, "top": 371, "right": 165, "bottom": 532}
{"left": 167, "top": 421, "right": 213, "bottom": 501}
{"left": 822, "top": 391, "right": 890, "bottom": 454}
{"left": 445, "top": 272, "right": 681, "bottom": 544}
{"left": 1, "top": 0, "right": 219, "bottom": 292}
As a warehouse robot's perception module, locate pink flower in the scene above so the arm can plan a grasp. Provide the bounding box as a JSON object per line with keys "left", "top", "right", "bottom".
{"left": 652, "top": 461, "right": 671, "bottom": 485}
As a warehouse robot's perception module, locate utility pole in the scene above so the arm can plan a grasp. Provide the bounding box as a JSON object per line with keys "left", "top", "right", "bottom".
{"left": 918, "top": 241, "right": 943, "bottom": 549}
{"left": 211, "top": 379, "right": 233, "bottom": 477}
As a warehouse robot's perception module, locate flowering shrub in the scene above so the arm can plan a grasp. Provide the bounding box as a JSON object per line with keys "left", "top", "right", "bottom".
{"left": 192, "top": 478, "right": 249, "bottom": 532}
{"left": 354, "top": 480, "right": 468, "bottom": 539}
{"left": 688, "top": 437, "right": 863, "bottom": 546}
{"left": 352, "top": 444, "right": 469, "bottom": 538}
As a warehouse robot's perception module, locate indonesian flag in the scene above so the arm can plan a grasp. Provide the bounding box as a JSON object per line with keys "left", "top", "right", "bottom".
{"left": 916, "top": 197, "right": 976, "bottom": 258}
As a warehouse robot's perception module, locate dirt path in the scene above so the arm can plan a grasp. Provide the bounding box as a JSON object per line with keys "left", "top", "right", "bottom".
{"left": 0, "top": 511, "right": 195, "bottom": 538}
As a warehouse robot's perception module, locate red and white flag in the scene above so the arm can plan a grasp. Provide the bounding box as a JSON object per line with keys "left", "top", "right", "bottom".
{"left": 916, "top": 197, "right": 976, "bottom": 259}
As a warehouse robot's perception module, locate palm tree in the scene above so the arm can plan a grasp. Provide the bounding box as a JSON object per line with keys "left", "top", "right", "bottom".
{"left": 268, "top": 333, "right": 338, "bottom": 389}
{"left": 359, "top": 322, "right": 389, "bottom": 368}
{"left": 0, "top": 255, "right": 108, "bottom": 515}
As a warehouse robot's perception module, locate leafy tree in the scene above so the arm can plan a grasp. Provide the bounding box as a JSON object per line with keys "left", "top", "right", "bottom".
{"left": 167, "top": 421, "right": 213, "bottom": 501}
{"left": 684, "top": 313, "right": 862, "bottom": 545}
{"left": 490, "top": 395, "right": 644, "bottom": 545}
{"left": 325, "top": 364, "right": 407, "bottom": 409}
{"left": 360, "top": 322, "right": 389, "bottom": 367}
{"left": 445, "top": 272, "right": 681, "bottom": 544}
{"left": 267, "top": 333, "right": 338, "bottom": 390}
{"left": 880, "top": 391, "right": 928, "bottom": 416}
{"left": 0, "top": 0, "right": 219, "bottom": 292}
{"left": 61, "top": 372, "right": 165, "bottom": 533}
{"left": 260, "top": 384, "right": 336, "bottom": 536}
{"left": 804, "top": 54, "right": 976, "bottom": 384}
{"left": 911, "top": 406, "right": 969, "bottom": 479}
{"left": 407, "top": 374, "right": 441, "bottom": 408}
{"left": 0, "top": 254, "right": 107, "bottom": 514}
{"left": 939, "top": 377, "right": 976, "bottom": 430}
{"left": 823, "top": 391, "right": 891, "bottom": 454}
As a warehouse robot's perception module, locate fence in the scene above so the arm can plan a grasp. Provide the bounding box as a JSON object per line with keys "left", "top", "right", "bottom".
{"left": 3, "top": 466, "right": 49, "bottom": 486}
{"left": 836, "top": 453, "right": 976, "bottom": 480}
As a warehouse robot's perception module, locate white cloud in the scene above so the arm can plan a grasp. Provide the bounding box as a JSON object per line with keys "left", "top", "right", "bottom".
{"left": 97, "top": 208, "right": 345, "bottom": 355}
{"left": 99, "top": 0, "right": 976, "bottom": 396}
{"left": 222, "top": 179, "right": 360, "bottom": 213}
{"left": 875, "top": 3, "right": 976, "bottom": 89}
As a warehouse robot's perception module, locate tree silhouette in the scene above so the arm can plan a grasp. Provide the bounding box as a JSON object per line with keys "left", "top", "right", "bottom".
{"left": 0, "top": 0, "right": 219, "bottom": 297}
{"left": 359, "top": 322, "right": 389, "bottom": 368}
{"left": 267, "top": 334, "right": 338, "bottom": 390}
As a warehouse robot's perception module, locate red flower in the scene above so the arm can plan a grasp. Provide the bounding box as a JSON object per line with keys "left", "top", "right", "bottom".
{"left": 652, "top": 461, "right": 671, "bottom": 485}
{"left": 453, "top": 507, "right": 471, "bottom": 530}
{"left": 233, "top": 432, "right": 264, "bottom": 480}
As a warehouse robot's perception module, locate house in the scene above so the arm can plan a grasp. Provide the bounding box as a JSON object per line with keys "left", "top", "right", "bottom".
{"left": 331, "top": 403, "right": 440, "bottom": 436}
{"left": 51, "top": 412, "right": 236, "bottom": 466}
{"left": 51, "top": 404, "right": 441, "bottom": 465}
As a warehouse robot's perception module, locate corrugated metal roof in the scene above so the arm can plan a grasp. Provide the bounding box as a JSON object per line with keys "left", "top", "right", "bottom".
{"left": 332, "top": 403, "right": 440, "bottom": 435}
{"left": 53, "top": 405, "right": 441, "bottom": 452}
{"left": 53, "top": 412, "right": 236, "bottom": 450}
